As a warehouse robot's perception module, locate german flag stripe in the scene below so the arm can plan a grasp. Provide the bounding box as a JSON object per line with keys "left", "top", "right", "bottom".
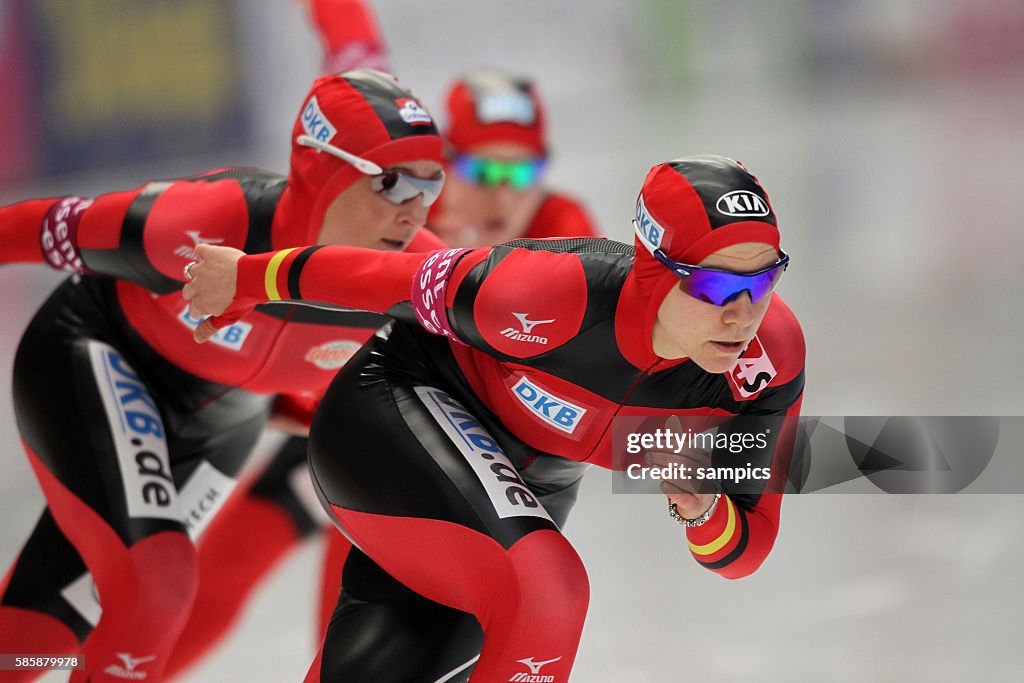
{"left": 265, "top": 248, "right": 298, "bottom": 300}
{"left": 688, "top": 495, "right": 737, "bottom": 557}
{"left": 287, "top": 246, "right": 324, "bottom": 301}
{"left": 696, "top": 504, "right": 750, "bottom": 570}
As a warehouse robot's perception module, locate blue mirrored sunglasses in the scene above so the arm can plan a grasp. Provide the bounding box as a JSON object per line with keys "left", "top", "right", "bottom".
{"left": 452, "top": 154, "right": 546, "bottom": 190}
{"left": 653, "top": 248, "right": 790, "bottom": 306}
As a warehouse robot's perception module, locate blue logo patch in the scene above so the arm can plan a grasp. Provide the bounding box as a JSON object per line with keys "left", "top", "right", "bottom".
{"left": 301, "top": 96, "right": 337, "bottom": 143}
{"left": 634, "top": 196, "right": 664, "bottom": 253}
{"left": 511, "top": 377, "right": 586, "bottom": 434}
{"left": 178, "top": 307, "right": 252, "bottom": 351}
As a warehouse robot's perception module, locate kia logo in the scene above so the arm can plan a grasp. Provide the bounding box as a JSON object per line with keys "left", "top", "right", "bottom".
{"left": 716, "top": 190, "right": 770, "bottom": 217}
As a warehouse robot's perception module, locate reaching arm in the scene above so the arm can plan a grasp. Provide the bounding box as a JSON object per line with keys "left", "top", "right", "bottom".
{"left": 307, "top": 0, "right": 390, "bottom": 73}
{"left": 0, "top": 171, "right": 278, "bottom": 290}
{"left": 683, "top": 388, "right": 804, "bottom": 579}
{"left": 0, "top": 196, "right": 94, "bottom": 272}
{"left": 184, "top": 239, "right": 598, "bottom": 355}
{"left": 183, "top": 243, "right": 465, "bottom": 342}
{"left": 683, "top": 300, "right": 806, "bottom": 579}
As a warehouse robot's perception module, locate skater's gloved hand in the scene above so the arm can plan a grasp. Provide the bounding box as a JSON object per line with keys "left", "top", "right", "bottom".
{"left": 181, "top": 244, "right": 256, "bottom": 343}
{"left": 642, "top": 416, "right": 719, "bottom": 521}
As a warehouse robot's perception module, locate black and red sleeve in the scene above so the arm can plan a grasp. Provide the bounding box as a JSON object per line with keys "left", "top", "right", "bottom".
{"left": 234, "top": 245, "right": 440, "bottom": 314}
{"left": 437, "top": 240, "right": 617, "bottom": 359}
{"left": 686, "top": 299, "right": 807, "bottom": 579}
{"left": 226, "top": 227, "right": 458, "bottom": 322}
{"left": 0, "top": 196, "right": 94, "bottom": 271}
{"left": 685, "top": 388, "right": 804, "bottom": 579}
{"left": 0, "top": 170, "right": 282, "bottom": 293}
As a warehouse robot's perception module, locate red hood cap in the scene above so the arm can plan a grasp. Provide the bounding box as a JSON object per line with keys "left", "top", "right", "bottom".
{"left": 281, "top": 69, "right": 443, "bottom": 244}
{"left": 631, "top": 154, "right": 782, "bottom": 305}
{"left": 443, "top": 69, "right": 547, "bottom": 156}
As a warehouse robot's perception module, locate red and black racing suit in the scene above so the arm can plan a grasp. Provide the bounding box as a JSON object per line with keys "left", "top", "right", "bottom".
{"left": 0, "top": 168, "right": 442, "bottom": 682}
{"left": 225, "top": 238, "right": 804, "bottom": 682}
{"left": 230, "top": 182, "right": 606, "bottom": 653}
{"left": 168, "top": 2, "right": 607, "bottom": 673}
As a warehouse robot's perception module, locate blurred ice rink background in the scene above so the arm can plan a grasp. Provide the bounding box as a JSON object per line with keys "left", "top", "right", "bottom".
{"left": 2, "top": 0, "right": 1023, "bottom": 680}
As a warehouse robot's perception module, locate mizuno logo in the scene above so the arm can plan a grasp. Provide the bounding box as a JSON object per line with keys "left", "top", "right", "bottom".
{"left": 512, "top": 312, "right": 554, "bottom": 334}
{"left": 174, "top": 231, "right": 224, "bottom": 259}
{"left": 509, "top": 655, "right": 561, "bottom": 681}
{"left": 518, "top": 657, "right": 561, "bottom": 674}
{"left": 117, "top": 654, "right": 155, "bottom": 672}
{"left": 186, "top": 230, "right": 223, "bottom": 247}
{"left": 105, "top": 653, "right": 156, "bottom": 679}
{"left": 501, "top": 312, "right": 555, "bottom": 344}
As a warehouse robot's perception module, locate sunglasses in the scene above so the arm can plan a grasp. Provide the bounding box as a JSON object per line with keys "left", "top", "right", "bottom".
{"left": 297, "top": 134, "right": 445, "bottom": 207}
{"left": 452, "top": 154, "right": 546, "bottom": 189}
{"left": 369, "top": 168, "right": 445, "bottom": 207}
{"left": 652, "top": 247, "right": 790, "bottom": 306}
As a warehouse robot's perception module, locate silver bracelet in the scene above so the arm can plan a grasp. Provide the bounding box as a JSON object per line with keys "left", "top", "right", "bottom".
{"left": 668, "top": 490, "right": 722, "bottom": 528}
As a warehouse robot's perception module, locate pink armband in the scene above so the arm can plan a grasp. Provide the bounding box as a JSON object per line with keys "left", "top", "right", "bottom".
{"left": 40, "top": 196, "right": 93, "bottom": 274}
{"left": 412, "top": 248, "right": 470, "bottom": 343}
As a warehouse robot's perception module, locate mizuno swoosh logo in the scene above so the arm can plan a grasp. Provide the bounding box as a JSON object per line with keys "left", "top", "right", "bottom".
{"left": 517, "top": 656, "right": 562, "bottom": 673}
{"left": 116, "top": 653, "right": 156, "bottom": 671}
{"left": 512, "top": 312, "right": 555, "bottom": 334}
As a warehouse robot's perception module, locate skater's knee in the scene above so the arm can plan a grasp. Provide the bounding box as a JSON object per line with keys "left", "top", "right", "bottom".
{"left": 95, "top": 532, "right": 199, "bottom": 620}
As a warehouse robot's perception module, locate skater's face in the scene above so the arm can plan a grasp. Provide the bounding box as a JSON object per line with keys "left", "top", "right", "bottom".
{"left": 317, "top": 159, "right": 444, "bottom": 251}
{"left": 431, "top": 142, "right": 546, "bottom": 248}
{"left": 651, "top": 242, "right": 778, "bottom": 373}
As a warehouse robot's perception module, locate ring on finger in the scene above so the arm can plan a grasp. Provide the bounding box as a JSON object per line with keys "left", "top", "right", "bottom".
{"left": 183, "top": 261, "right": 197, "bottom": 280}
